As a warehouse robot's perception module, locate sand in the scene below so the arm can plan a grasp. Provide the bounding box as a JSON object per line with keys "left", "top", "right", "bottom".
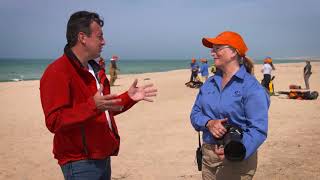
{"left": 0, "top": 62, "right": 319, "bottom": 180}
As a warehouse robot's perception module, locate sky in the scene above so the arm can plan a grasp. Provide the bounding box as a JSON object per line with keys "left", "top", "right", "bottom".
{"left": 0, "top": 0, "right": 320, "bottom": 60}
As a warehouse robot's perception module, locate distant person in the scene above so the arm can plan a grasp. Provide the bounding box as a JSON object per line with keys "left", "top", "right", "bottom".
{"left": 109, "top": 55, "right": 119, "bottom": 86}
{"left": 39, "top": 11, "right": 157, "bottom": 180}
{"left": 98, "top": 56, "right": 106, "bottom": 80}
{"left": 191, "top": 31, "right": 269, "bottom": 180}
{"left": 199, "top": 58, "right": 209, "bottom": 81}
{"left": 261, "top": 57, "right": 275, "bottom": 91}
{"left": 303, "top": 60, "right": 312, "bottom": 89}
{"left": 190, "top": 58, "right": 199, "bottom": 82}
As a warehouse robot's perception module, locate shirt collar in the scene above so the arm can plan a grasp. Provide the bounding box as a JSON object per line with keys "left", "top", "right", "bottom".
{"left": 234, "top": 65, "right": 246, "bottom": 80}
{"left": 214, "top": 65, "right": 246, "bottom": 80}
{"left": 212, "top": 65, "right": 247, "bottom": 91}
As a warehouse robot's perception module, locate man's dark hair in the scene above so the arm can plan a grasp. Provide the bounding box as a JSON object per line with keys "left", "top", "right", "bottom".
{"left": 66, "top": 11, "right": 104, "bottom": 47}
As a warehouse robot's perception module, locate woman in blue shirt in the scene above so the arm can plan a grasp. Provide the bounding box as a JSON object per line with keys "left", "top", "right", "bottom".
{"left": 190, "top": 31, "right": 269, "bottom": 180}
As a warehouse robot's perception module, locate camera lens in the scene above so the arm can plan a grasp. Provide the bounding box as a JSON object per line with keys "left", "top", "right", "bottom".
{"left": 224, "top": 141, "right": 246, "bottom": 161}
{"left": 221, "top": 124, "right": 246, "bottom": 161}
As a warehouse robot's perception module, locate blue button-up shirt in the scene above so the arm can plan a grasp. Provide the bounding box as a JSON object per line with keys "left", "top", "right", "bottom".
{"left": 190, "top": 65, "right": 270, "bottom": 159}
{"left": 190, "top": 62, "right": 199, "bottom": 70}
{"left": 200, "top": 63, "right": 209, "bottom": 76}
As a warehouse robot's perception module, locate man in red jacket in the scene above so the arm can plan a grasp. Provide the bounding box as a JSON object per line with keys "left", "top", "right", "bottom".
{"left": 40, "top": 11, "right": 157, "bottom": 180}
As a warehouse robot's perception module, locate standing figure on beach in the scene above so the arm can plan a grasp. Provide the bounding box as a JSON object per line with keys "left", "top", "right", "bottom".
{"left": 39, "top": 11, "right": 157, "bottom": 180}
{"left": 199, "top": 58, "right": 209, "bottom": 82}
{"left": 109, "top": 55, "right": 119, "bottom": 86}
{"left": 98, "top": 56, "right": 107, "bottom": 80}
{"left": 261, "top": 57, "right": 275, "bottom": 91}
{"left": 190, "top": 58, "right": 199, "bottom": 82}
{"left": 303, "top": 60, "right": 312, "bottom": 89}
{"left": 190, "top": 31, "right": 269, "bottom": 180}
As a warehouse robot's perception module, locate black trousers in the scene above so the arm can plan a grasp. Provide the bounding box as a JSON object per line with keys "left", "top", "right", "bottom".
{"left": 262, "top": 74, "right": 271, "bottom": 90}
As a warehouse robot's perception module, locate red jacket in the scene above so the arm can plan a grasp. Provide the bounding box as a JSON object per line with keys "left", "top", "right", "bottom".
{"left": 40, "top": 53, "right": 136, "bottom": 165}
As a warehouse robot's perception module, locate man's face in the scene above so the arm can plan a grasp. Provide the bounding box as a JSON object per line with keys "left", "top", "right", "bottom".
{"left": 85, "top": 21, "right": 105, "bottom": 59}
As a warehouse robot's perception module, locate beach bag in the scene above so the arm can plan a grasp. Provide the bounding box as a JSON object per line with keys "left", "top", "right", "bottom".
{"left": 196, "top": 131, "right": 202, "bottom": 171}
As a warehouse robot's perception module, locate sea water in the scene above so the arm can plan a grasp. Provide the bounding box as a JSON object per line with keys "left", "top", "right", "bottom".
{"left": 0, "top": 58, "right": 311, "bottom": 82}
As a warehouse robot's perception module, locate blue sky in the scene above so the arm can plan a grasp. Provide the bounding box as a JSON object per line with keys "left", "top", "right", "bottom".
{"left": 0, "top": 0, "right": 319, "bottom": 60}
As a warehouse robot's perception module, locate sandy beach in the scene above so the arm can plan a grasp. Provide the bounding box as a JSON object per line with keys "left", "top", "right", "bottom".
{"left": 0, "top": 62, "right": 319, "bottom": 180}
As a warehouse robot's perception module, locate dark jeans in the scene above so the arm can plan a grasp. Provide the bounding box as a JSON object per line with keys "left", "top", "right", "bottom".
{"left": 190, "top": 70, "right": 198, "bottom": 82}
{"left": 262, "top": 74, "right": 271, "bottom": 90}
{"left": 61, "top": 158, "right": 111, "bottom": 180}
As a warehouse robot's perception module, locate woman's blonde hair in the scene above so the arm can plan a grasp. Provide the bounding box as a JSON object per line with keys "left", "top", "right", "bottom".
{"left": 238, "top": 55, "right": 254, "bottom": 75}
{"left": 233, "top": 47, "right": 254, "bottom": 75}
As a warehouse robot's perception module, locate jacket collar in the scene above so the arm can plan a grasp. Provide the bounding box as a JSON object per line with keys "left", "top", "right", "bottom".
{"left": 64, "top": 44, "right": 87, "bottom": 70}
{"left": 64, "top": 44, "right": 101, "bottom": 72}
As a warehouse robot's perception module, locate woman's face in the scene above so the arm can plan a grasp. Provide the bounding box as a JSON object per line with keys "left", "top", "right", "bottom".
{"left": 210, "top": 45, "right": 237, "bottom": 69}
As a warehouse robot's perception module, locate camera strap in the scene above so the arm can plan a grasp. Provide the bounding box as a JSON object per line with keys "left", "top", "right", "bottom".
{"left": 196, "top": 131, "right": 203, "bottom": 171}
{"left": 198, "top": 131, "right": 202, "bottom": 148}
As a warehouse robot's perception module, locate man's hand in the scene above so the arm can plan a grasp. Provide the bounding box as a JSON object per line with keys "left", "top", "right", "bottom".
{"left": 206, "top": 118, "right": 228, "bottom": 139}
{"left": 93, "top": 84, "right": 123, "bottom": 112}
{"left": 128, "top": 79, "right": 157, "bottom": 102}
{"left": 213, "top": 145, "right": 225, "bottom": 160}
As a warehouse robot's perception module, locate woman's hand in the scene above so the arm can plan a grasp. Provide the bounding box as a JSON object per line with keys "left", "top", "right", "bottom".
{"left": 206, "top": 118, "right": 228, "bottom": 138}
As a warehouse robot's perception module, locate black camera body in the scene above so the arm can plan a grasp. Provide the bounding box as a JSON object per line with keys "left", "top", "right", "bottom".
{"left": 216, "top": 123, "right": 246, "bottom": 161}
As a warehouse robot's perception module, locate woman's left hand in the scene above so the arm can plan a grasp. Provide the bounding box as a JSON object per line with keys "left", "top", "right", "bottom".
{"left": 213, "top": 145, "right": 225, "bottom": 160}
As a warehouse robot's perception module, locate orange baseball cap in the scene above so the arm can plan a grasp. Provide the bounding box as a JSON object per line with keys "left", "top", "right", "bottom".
{"left": 264, "top": 57, "right": 272, "bottom": 63}
{"left": 202, "top": 31, "right": 248, "bottom": 57}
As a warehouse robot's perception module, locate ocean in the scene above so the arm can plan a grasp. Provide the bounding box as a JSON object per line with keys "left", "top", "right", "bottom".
{"left": 0, "top": 58, "right": 311, "bottom": 82}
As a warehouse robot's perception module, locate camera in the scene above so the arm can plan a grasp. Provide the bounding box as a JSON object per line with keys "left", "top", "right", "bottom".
{"left": 216, "top": 123, "right": 246, "bottom": 161}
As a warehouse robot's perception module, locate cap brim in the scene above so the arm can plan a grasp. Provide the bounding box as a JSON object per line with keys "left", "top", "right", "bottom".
{"left": 202, "top": 38, "right": 226, "bottom": 48}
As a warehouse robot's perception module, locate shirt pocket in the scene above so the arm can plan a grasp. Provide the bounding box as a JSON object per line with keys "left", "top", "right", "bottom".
{"left": 200, "top": 88, "right": 219, "bottom": 113}
{"left": 227, "top": 90, "right": 245, "bottom": 113}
